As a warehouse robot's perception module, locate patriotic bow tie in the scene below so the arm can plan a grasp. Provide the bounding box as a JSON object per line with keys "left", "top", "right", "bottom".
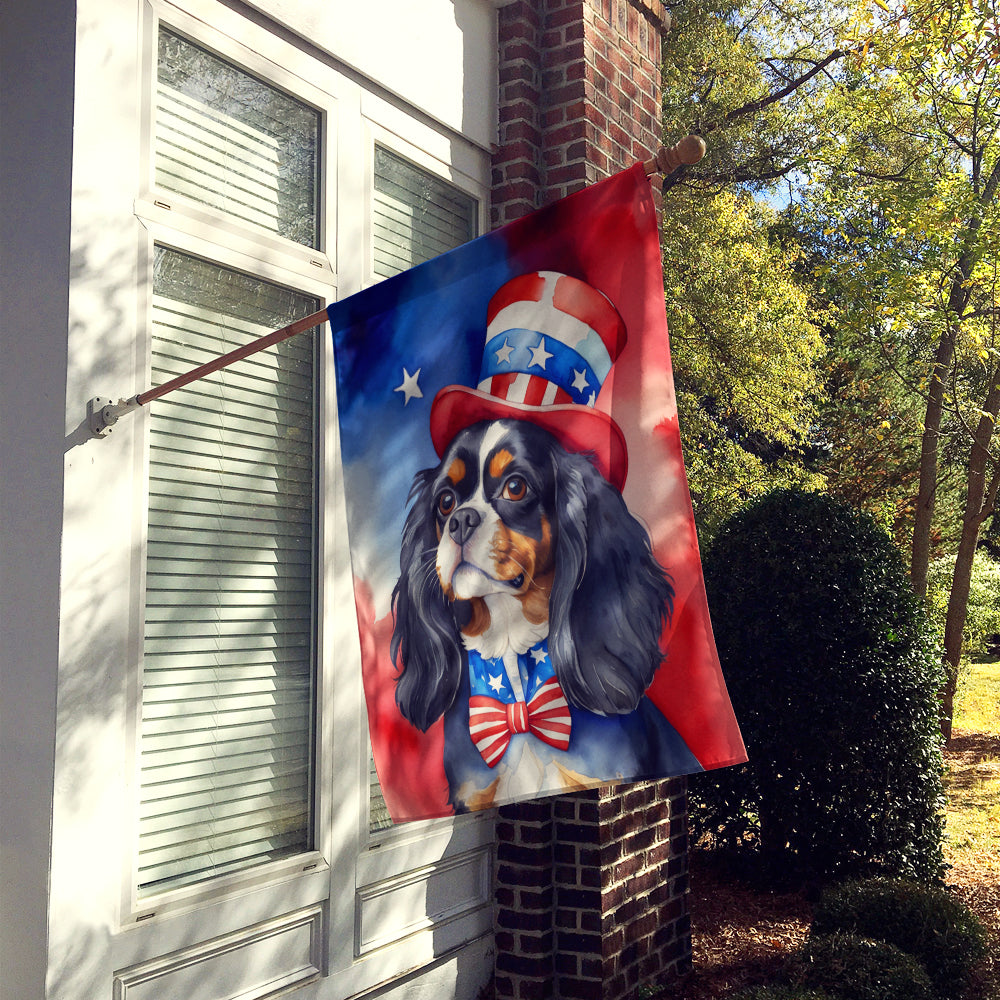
{"left": 469, "top": 675, "right": 572, "bottom": 768}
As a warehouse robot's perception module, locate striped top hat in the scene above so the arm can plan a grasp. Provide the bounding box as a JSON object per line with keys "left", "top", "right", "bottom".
{"left": 430, "top": 271, "right": 629, "bottom": 490}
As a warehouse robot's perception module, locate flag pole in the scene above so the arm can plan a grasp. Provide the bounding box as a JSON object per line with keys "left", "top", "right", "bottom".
{"left": 88, "top": 136, "right": 704, "bottom": 438}
{"left": 87, "top": 306, "right": 330, "bottom": 437}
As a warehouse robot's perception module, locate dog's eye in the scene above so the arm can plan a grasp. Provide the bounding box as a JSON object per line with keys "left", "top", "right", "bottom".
{"left": 437, "top": 489, "right": 456, "bottom": 518}
{"left": 502, "top": 475, "right": 528, "bottom": 502}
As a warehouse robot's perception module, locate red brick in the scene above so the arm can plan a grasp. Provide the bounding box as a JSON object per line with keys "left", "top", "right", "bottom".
{"left": 560, "top": 979, "right": 604, "bottom": 1000}
{"left": 542, "top": 38, "right": 586, "bottom": 68}
{"left": 502, "top": 40, "right": 538, "bottom": 63}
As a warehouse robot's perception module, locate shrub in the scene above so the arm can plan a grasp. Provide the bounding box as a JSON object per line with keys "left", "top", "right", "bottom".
{"left": 811, "top": 878, "right": 988, "bottom": 998}
{"left": 732, "top": 987, "right": 836, "bottom": 1000}
{"left": 793, "top": 933, "right": 934, "bottom": 1000}
{"left": 692, "top": 489, "right": 946, "bottom": 882}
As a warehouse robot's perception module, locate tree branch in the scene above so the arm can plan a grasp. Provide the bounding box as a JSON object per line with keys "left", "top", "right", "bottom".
{"left": 702, "top": 49, "right": 847, "bottom": 133}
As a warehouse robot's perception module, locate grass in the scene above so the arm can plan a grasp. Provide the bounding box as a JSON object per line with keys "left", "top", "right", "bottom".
{"left": 955, "top": 658, "right": 1000, "bottom": 734}
{"left": 945, "top": 659, "right": 1000, "bottom": 869}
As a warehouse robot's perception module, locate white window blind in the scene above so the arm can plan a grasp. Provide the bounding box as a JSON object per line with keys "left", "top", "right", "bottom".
{"left": 156, "top": 27, "right": 320, "bottom": 248}
{"left": 372, "top": 146, "right": 477, "bottom": 279}
{"left": 368, "top": 148, "right": 477, "bottom": 831}
{"left": 138, "top": 248, "right": 319, "bottom": 895}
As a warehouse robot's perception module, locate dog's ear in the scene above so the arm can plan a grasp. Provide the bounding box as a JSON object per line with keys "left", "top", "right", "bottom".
{"left": 548, "top": 452, "right": 674, "bottom": 715}
{"left": 390, "top": 468, "right": 465, "bottom": 732}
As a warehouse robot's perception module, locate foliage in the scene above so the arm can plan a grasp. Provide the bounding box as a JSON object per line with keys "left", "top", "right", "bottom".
{"left": 732, "top": 987, "right": 836, "bottom": 1000}
{"left": 663, "top": 189, "right": 826, "bottom": 538}
{"left": 692, "top": 489, "right": 946, "bottom": 882}
{"left": 812, "top": 878, "right": 988, "bottom": 998}
{"left": 792, "top": 933, "right": 934, "bottom": 1000}
{"left": 660, "top": 0, "right": 1000, "bottom": 737}
{"left": 927, "top": 550, "right": 1000, "bottom": 658}
{"left": 658, "top": 1, "right": 842, "bottom": 540}
{"left": 661, "top": 0, "right": 855, "bottom": 194}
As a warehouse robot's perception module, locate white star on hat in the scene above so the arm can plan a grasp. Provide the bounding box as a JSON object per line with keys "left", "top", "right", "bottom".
{"left": 495, "top": 339, "right": 514, "bottom": 365}
{"left": 528, "top": 337, "right": 553, "bottom": 370}
{"left": 572, "top": 368, "right": 589, "bottom": 393}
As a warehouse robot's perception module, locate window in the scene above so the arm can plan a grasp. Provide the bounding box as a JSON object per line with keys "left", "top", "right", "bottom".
{"left": 139, "top": 248, "right": 318, "bottom": 895}
{"left": 118, "top": 6, "right": 493, "bottom": 992}
{"left": 155, "top": 28, "right": 320, "bottom": 247}
{"left": 136, "top": 26, "right": 322, "bottom": 898}
{"left": 372, "top": 145, "right": 477, "bottom": 279}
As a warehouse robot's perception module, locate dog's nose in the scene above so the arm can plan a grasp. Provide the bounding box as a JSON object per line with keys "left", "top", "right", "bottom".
{"left": 449, "top": 507, "right": 481, "bottom": 546}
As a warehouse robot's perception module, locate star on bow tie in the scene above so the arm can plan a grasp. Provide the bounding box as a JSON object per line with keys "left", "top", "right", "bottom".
{"left": 468, "top": 675, "right": 571, "bottom": 767}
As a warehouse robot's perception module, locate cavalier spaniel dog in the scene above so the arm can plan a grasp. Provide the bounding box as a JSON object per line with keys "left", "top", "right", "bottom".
{"left": 390, "top": 418, "right": 698, "bottom": 811}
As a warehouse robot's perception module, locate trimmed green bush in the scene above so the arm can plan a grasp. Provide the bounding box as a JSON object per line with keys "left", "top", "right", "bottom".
{"left": 794, "top": 933, "right": 934, "bottom": 1000}
{"left": 692, "top": 489, "right": 946, "bottom": 882}
{"left": 812, "top": 878, "right": 988, "bottom": 998}
{"left": 733, "top": 987, "right": 837, "bottom": 1000}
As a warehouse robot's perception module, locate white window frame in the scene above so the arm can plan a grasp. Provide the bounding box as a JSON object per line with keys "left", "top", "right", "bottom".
{"left": 110, "top": 0, "right": 495, "bottom": 992}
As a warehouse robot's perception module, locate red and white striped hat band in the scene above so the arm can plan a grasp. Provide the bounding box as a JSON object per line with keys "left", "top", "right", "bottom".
{"left": 429, "top": 272, "right": 630, "bottom": 490}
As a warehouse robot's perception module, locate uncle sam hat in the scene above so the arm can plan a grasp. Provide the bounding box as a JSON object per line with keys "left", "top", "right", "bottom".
{"left": 429, "top": 271, "right": 629, "bottom": 490}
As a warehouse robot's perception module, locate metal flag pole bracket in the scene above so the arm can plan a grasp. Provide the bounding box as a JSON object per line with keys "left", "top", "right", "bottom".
{"left": 86, "top": 306, "right": 330, "bottom": 439}
{"left": 88, "top": 395, "right": 141, "bottom": 438}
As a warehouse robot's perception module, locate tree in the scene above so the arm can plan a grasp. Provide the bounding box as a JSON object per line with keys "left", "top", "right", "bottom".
{"left": 659, "top": 0, "right": 844, "bottom": 538}
{"left": 661, "top": 188, "right": 826, "bottom": 538}
{"left": 799, "top": 0, "right": 1000, "bottom": 735}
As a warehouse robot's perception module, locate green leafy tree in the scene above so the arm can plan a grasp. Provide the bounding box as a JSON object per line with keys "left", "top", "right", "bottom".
{"left": 659, "top": 0, "right": 842, "bottom": 538}
{"left": 799, "top": 0, "right": 1000, "bottom": 735}
{"left": 662, "top": 189, "right": 826, "bottom": 537}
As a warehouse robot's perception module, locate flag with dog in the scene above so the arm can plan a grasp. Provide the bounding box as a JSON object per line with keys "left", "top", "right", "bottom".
{"left": 330, "top": 163, "right": 746, "bottom": 822}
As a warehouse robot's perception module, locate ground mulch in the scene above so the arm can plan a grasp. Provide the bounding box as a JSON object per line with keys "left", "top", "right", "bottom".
{"left": 656, "top": 734, "right": 1000, "bottom": 999}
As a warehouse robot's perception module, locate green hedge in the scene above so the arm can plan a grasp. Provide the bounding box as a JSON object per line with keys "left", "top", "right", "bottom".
{"left": 692, "top": 489, "right": 946, "bottom": 882}
{"left": 812, "top": 878, "right": 987, "bottom": 998}
{"left": 793, "top": 933, "right": 934, "bottom": 1000}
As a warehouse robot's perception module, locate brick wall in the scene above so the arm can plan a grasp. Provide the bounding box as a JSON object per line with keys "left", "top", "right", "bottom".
{"left": 492, "top": 0, "right": 668, "bottom": 227}
{"left": 490, "top": 4, "right": 692, "bottom": 998}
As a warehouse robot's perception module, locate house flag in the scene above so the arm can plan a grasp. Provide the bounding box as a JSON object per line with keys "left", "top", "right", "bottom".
{"left": 329, "top": 163, "right": 746, "bottom": 822}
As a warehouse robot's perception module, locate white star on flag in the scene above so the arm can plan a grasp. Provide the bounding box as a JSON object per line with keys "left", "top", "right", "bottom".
{"left": 530, "top": 646, "right": 548, "bottom": 666}
{"left": 571, "top": 368, "right": 589, "bottom": 393}
{"left": 394, "top": 367, "right": 423, "bottom": 405}
{"left": 495, "top": 339, "right": 514, "bottom": 365}
{"left": 528, "top": 337, "right": 553, "bottom": 370}
{"left": 488, "top": 673, "right": 505, "bottom": 694}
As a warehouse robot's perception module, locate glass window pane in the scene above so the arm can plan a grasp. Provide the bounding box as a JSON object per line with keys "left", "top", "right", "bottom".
{"left": 156, "top": 28, "right": 320, "bottom": 248}
{"left": 372, "top": 146, "right": 477, "bottom": 279}
{"left": 138, "top": 246, "right": 318, "bottom": 895}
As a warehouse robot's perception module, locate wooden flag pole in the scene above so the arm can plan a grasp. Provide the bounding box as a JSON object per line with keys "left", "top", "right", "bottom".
{"left": 88, "top": 136, "right": 704, "bottom": 438}
{"left": 87, "top": 306, "right": 330, "bottom": 437}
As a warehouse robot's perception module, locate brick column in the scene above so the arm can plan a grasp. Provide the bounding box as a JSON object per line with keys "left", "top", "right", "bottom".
{"left": 491, "top": 3, "right": 692, "bottom": 999}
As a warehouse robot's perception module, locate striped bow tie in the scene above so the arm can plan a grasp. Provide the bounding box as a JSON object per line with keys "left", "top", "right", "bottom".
{"left": 469, "top": 675, "right": 572, "bottom": 768}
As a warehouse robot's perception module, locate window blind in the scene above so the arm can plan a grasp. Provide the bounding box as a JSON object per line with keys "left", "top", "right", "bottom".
{"left": 368, "top": 148, "right": 477, "bottom": 831}
{"left": 138, "top": 248, "right": 318, "bottom": 895}
{"left": 372, "top": 146, "right": 477, "bottom": 279}
{"left": 156, "top": 28, "right": 320, "bottom": 248}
